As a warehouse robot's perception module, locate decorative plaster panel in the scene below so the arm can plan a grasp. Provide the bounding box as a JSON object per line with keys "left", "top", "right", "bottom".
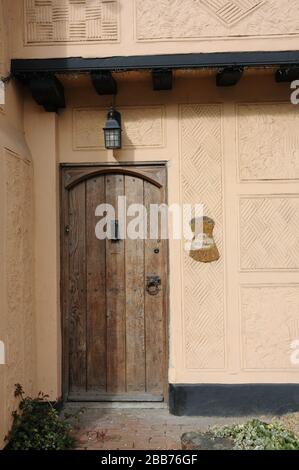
{"left": 241, "top": 285, "right": 299, "bottom": 370}
{"left": 180, "top": 104, "right": 225, "bottom": 370}
{"left": 73, "top": 106, "right": 165, "bottom": 149}
{"left": 5, "top": 151, "right": 35, "bottom": 428}
{"left": 25, "top": 0, "right": 119, "bottom": 44}
{"left": 240, "top": 196, "right": 299, "bottom": 271}
{"left": 203, "top": 0, "right": 265, "bottom": 26}
{"left": 238, "top": 103, "right": 299, "bottom": 181}
{"left": 135, "top": 0, "right": 299, "bottom": 41}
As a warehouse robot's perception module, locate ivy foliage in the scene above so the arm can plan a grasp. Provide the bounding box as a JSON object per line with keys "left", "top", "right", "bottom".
{"left": 5, "top": 384, "right": 75, "bottom": 451}
{"left": 210, "top": 419, "right": 299, "bottom": 450}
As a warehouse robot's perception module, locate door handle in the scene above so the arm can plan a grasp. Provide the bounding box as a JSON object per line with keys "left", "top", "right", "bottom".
{"left": 110, "top": 219, "right": 120, "bottom": 242}
{"left": 146, "top": 275, "right": 161, "bottom": 296}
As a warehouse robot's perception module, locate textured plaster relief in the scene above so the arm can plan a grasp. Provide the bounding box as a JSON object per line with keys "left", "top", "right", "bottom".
{"left": 180, "top": 104, "right": 225, "bottom": 370}
{"left": 238, "top": 103, "right": 299, "bottom": 181}
{"left": 5, "top": 151, "right": 35, "bottom": 426}
{"left": 241, "top": 285, "right": 299, "bottom": 370}
{"left": 73, "top": 106, "right": 165, "bottom": 149}
{"left": 204, "top": 0, "right": 265, "bottom": 26}
{"left": 240, "top": 197, "right": 299, "bottom": 271}
{"left": 135, "top": 0, "right": 299, "bottom": 41}
{"left": 25, "top": 0, "right": 119, "bottom": 44}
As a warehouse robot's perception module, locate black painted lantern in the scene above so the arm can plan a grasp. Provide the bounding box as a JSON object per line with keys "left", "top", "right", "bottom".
{"left": 103, "top": 107, "right": 122, "bottom": 149}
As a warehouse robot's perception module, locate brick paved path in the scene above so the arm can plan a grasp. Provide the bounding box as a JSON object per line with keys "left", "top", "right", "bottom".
{"left": 67, "top": 407, "right": 266, "bottom": 450}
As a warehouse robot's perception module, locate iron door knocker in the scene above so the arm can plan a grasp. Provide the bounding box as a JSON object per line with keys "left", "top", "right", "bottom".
{"left": 146, "top": 275, "right": 161, "bottom": 296}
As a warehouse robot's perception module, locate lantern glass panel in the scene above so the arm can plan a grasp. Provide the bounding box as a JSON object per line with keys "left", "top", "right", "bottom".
{"left": 104, "top": 128, "right": 121, "bottom": 149}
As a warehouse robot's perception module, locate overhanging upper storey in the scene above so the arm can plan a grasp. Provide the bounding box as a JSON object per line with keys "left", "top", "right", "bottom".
{"left": 11, "top": 51, "right": 299, "bottom": 74}
{"left": 10, "top": 51, "right": 299, "bottom": 112}
{"left": 7, "top": 1, "right": 299, "bottom": 111}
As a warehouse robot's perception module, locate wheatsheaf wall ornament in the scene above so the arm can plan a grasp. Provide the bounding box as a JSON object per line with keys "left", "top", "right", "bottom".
{"left": 189, "top": 216, "right": 220, "bottom": 263}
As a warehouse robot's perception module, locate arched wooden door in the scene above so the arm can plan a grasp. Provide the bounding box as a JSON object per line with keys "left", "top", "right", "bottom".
{"left": 61, "top": 164, "right": 168, "bottom": 402}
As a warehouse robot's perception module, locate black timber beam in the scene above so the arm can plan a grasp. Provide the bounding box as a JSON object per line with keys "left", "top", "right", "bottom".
{"left": 28, "top": 75, "right": 65, "bottom": 112}
{"left": 275, "top": 66, "right": 299, "bottom": 82}
{"left": 91, "top": 71, "right": 117, "bottom": 95}
{"left": 152, "top": 70, "right": 173, "bottom": 90}
{"left": 216, "top": 67, "right": 243, "bottom": 86}
{"left": 11, "top": 51, "right": 299, "bottom": 76}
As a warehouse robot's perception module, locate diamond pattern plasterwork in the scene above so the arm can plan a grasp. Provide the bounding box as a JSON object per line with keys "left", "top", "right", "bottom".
{"left": 203, "top": 0, "right": 265, "bottom": 26}
{"left": 24, "top": 0, "right": 119, "bottom": 44}
{"left": 73, "top": 107, "right": 164, "bottom": 149}
{"left": 240, "top": 197, "right": 299, "bottom": 271}
{"left": 180, "top": 104, "right": 225, "bottom": 370}
{"left": 135, "top": 0, "right": 299, "bottom": 41}
{"left": 241, "top": 286, "right": 299, "bottom": 370}
{"left": 238, "top": 103, "right": 299, "bottom": 181}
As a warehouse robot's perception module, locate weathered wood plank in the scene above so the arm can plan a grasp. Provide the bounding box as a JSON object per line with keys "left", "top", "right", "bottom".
{"left": 86, "top": 176, "right": 107, "bottom": 392}
{"left": 61, "top": 170, "right": 70, "bottom": 398}
{"left": 144, "top": 179, "right": 166, "bottom": 397}
{"left": 68, "top": 182, "right": 87, "bottom": 392}
{"left": 125, "top": 176, "right": 146, "bottom": 392}
{"left": 105, "top": 174, "right": 126, "bottom": 393}
{"left": 68, "top": 392, "right": 163, "bottom": 402}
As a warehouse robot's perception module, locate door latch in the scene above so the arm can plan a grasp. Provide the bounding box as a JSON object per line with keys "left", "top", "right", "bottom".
{"left": 146, "top": 275, "right": 161, "bottom": 296}
{"left": 110, "top": 219, "right": 120, "bottom": 242}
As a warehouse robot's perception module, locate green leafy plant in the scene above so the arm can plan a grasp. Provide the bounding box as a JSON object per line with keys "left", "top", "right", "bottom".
{"left": 5, "top": 384, "right": 75, "bottom": 450}
{"left": 210, "top": 418, "right": 299, "bottom": 450}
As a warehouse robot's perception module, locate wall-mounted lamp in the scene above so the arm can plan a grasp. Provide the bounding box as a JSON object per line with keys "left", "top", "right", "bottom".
{"left": 103, "top": 107, "right": 122, "bottom": 150}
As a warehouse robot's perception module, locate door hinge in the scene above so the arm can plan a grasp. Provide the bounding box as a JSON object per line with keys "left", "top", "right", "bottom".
{"left": 65, "top": 225, "right": 70, "bottom": 234}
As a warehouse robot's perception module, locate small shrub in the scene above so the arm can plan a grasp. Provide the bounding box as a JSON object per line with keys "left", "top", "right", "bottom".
{"left": 210, "top": 418, "right": 299, "bottom": 450}
{"left": 5, "top": 384, "right": 75, "bottom": 450}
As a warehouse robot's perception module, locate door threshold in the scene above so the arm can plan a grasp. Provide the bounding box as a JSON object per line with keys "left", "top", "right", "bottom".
{"left": 64, "top": 401, "right": 168, "bottom": 410}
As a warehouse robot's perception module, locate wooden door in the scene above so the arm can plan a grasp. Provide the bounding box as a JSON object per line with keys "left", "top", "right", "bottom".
{"left": 61, "top": 164, "right": 168, "bottom": 402}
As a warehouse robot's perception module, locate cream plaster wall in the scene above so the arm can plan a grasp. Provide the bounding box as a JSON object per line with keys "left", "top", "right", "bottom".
{"left": 0, "top": 0, "right": 36, "bottom": 448}
{"left": 55, "top": 71, "right": 299, "bottom": 385}
{"left": 24, "top": 98, "right": 61, "bottom": 400}
{"left": 7, "top": 0, "right": 299, "bottom": 59}
{"left": 1, "top": 1, "right": 299, "bottom": 450}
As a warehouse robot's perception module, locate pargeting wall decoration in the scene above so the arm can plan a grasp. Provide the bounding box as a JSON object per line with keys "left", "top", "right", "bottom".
{"left": 241, "top": 285, "right": 299, "bottom": 370}
{"left": 73, "top": 106, "right": 165, "bottom": 149}
{"left": 240, "top": 196, "right": 299, "bottom": 271}
{"left": 203, "top": 0, "right": 265, "bottom": 26}
{"left": 5, "top": 150, "right": 35, "bottom": 429}
{"left": 135, "top": 0, "right": 299, "bottom": 41}
{"left": 189, "top": 216, "right": 220, "bottom": 263}
{"left": 24, "top": 0, "right": 119, "bottom": 44}
{"left": 180, "top": 103, "right": 225, "bottom": 370}
{"left": 238, "top": 103, "right": 299, "bottom": 181}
